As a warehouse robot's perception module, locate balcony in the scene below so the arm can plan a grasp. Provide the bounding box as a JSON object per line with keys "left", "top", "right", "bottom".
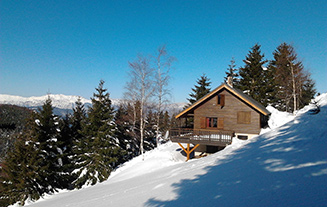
{"left": 169, "top": 128, "right": 234, "bottom": 147}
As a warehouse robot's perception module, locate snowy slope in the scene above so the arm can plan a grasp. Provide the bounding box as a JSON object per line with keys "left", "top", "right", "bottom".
{"left": 22, "top": 94, "right": 327, "bottom": 207}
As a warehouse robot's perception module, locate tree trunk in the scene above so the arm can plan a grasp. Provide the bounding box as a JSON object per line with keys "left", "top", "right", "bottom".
{"left": 290, "top": 63, "right": 297, "bottom": 114}
{"left": 156, "top": 64, "right": 162, "bottom": 147}
{"left": 140, "top": 102, "right": 144, "bottom": 160}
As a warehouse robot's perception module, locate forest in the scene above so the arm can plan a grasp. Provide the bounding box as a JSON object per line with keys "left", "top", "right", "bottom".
{"left": 0, "top": 43, "right": 316, "bottom": 206}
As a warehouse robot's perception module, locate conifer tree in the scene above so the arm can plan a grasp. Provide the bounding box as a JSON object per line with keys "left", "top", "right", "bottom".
{"left": 0, "top": 116, "right": 44, "bottom": 206}
{"left": 144, "top": 109, "right": 156, "bottom": 150}
{"left": 73, "top": 80, "right": 121, "bottom": 188}
{"left": 114, "top": 104, "right": 136, "bottom": 162}
{"left": 269, "top": 43, "right": 316, "bottom": 112}
{"left": 70, "top": 98, "right": 86, "bottom": 163}
{"left": 160, "top": 111, "right": 170, "bottom": 134}
{"left": 224, "top": 57, "right": 238, "bottom": 84}
{"left": 71, "top": 98, "right": 86, "bottom": 139}
{"left": 236, "top": 44, "right": 274, "bottom": 106}
{"left": 300, "top": 77, "right": 316, "bottom": 109}
{"left": 70, "top": 98, "right": 86, "bottom": 157}
{"left": 58, "top": 114, "right": 72, "bottom": 161}
{"left": 57, "top": 114, "right": 74, "bottom": 189}
{"left": 34, "top": 96, "right": 64, "bottom": 190}
{"left": 158, "top": 111, "right": 170, "bottom": 143}
{"left": 187, "top": 74, "right": 211, "bottom": 105}
{"left": 0, "top": 105, "right": 32, "bottom": 161}
{"left": 0, "top": 97, "right": 64, "bottom": 205}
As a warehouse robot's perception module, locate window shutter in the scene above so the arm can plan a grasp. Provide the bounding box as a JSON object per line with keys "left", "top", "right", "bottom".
{"left": 237, "top": 112, "right": 251, "bottom": 124}
{"left": 200, "top": 117, "right": 206, "bottom": 129}
{"left": 218, "top": 94, "right": 225, "bottom": 107}
{"left": 218, "top": 118, "right": 224, "bottom": 129}
{"left": 220, "top": 94, "right": 225, "bottom": 106}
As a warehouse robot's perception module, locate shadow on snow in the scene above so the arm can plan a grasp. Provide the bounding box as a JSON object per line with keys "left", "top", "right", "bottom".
{"left": 146, "top": 106, "right": 327, "bottom": 207}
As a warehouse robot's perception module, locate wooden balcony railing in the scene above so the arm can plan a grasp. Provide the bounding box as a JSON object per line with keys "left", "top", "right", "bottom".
{"left": 169, "top": 128, "right": 234, "bottom": 146}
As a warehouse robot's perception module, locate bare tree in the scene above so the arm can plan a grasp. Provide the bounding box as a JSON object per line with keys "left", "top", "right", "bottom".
{"left": 154, "top": 45, "right": 176, "bottom": 146}
{"left": 125, "top": 55, "right": 155, "bottom": 160}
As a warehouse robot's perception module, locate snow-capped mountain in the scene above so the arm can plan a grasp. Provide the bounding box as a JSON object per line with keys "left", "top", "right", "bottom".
{"left": 0, "top": 94, "right": 116, "bottom": 116}
{"left": 0, "top": 94, "right": 92, "bottom": 110}
{"left": 0, "top": 94, "right": 185, "bottom": 115}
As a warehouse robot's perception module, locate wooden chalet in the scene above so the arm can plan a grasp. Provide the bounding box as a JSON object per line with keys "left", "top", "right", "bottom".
{"left": 170, "top": 81, "right": 270, "bottom": 161}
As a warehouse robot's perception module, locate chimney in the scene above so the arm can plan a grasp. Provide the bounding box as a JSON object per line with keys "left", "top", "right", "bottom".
{"left": 227, "top": 76, "right": 233, "bottom": 88}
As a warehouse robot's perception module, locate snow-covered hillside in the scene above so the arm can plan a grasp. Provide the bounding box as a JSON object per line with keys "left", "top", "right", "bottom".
{"left": 20, "top": 94, "right": 327, "bottom": 207}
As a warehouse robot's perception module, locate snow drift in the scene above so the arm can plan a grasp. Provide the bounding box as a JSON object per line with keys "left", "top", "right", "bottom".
{"left": 21, "top": 94, "right": 327, "bottom": 207}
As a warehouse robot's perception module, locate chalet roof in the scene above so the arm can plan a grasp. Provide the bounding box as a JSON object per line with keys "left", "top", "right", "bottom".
{"left": 176, "top": 83, "right": 271, "bottom": 118}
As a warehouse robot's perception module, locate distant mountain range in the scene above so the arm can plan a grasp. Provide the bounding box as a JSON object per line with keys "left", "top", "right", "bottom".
{"left": 0, "top": 94, "right": 185, "bottom": 116}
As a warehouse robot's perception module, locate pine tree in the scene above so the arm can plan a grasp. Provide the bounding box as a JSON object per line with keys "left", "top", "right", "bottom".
{"left": 70, "top": 97, "right": 86, "bottom": 167}
{"left": 57, "top": 114, "right": 74, "bottom": 189}
{"left": 0, "top": 96, "right": 65, "bottom": 205}
{"left": 71, "top": 98, "right": 86, "bottom": 139}
{"left": 160, "top": 111, "right": 170, "bottom": 134}
{"left": 269, "top": 43, "right": 316, "bottom": 112}
{"left": 114, "top": 104, "right": 136, "bottom": 161}
{"left": 236, "top": 43, "right": 274, "bottom": 106}
{"left": 0, "top": 117, "right": 44, "bottom": 206}
{"left": 169, "top": 112, "right": 179, "bottom": 129}
{"left": 158, "top": 111, "right": 170, "bottom": 143}
{"left": 0, "top": 105, "right": 32, "bottom": 161}
{"left": 187, "top": 74, "right": 211, "bottom": 105}
{"left": 300, "top": 77, "right": 316, "bottom": 109}
{"left": 144, "top": 109, "right": 156, "bottom": 151}
{"left": 73, "top": 80, "right": 121, "bottom": 188}
{"left": 224, "top": 57, "right": 238, "bottom": 84}
{"left": 34, "top": 96, "right": 64, "bottom": 191}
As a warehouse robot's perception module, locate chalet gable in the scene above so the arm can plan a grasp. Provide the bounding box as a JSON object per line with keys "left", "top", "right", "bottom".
{"left": 176, "top": 83, "right": 270, "bottom": 118}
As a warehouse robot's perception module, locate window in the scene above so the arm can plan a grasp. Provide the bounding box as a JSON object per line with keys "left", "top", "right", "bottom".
{"left": 237, "top": 135, "right": 248, "bottom": 140}
{"left": 237, "top": 111, "right": 251, "bottom": 124}
{"left": 201, "top": 117, "right": 223, "bottom": 129}
{"left": 206, "top": 117, "right": 217, "bottom": 128}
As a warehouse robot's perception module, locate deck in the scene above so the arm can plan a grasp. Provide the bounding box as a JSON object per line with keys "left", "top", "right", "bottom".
{"left": 169, "top": 128, "right": 234, "bottom": 146}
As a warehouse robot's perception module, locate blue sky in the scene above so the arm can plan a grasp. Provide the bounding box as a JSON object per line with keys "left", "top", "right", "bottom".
{"left": 1, "top": 0, "right": 326, "bottom": 103}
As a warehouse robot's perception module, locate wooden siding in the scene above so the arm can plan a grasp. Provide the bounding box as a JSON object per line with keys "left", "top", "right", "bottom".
{"left": 175, "top": 83, "right": 270, "bottom": 119}
{"left": 194, "top": 90, "right": 261, "bottom": 135}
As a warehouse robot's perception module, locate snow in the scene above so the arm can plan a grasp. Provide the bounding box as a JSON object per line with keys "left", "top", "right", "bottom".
{"left": 266, "top": 105, "right": 295, "bottom": 129}
{"left": 35, "top": 119, "right": 41, "bottom": 126}
{"left": 16, "top": 94, "right": 327, "bottom": 207}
